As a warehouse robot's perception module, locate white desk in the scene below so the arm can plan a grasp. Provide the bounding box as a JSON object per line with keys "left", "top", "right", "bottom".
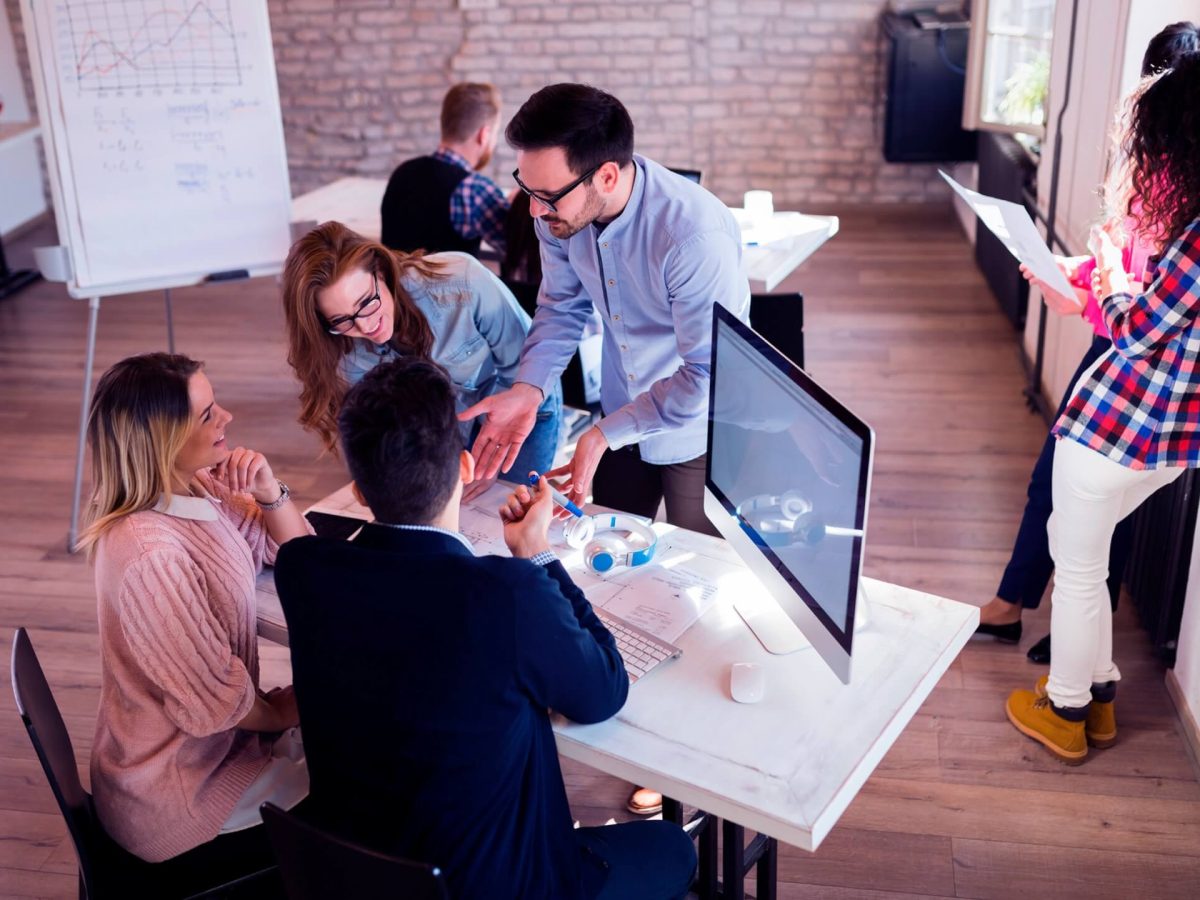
{"left": 736, "top": 210, "right": 839, "bottom": 293}
{"left": 291, "top": 175, "right": 387, "bottom": 243}
{"left": 256, "top": 483, "right": 977, "bottom": 860}
{"left": 291, "top": 176, "right": 837, "bottom": 293}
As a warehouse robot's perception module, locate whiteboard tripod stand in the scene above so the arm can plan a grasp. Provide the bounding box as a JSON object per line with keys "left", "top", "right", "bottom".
{"left": 35, "top": 245, "right": 225, "bottom": 550}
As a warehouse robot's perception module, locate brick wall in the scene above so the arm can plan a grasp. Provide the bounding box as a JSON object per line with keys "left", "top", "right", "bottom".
{"left": 4, "top": 0, "right": 950, "bottom": 210}
{"left": 269, "top": 0, "right": 949, "bottom": 207}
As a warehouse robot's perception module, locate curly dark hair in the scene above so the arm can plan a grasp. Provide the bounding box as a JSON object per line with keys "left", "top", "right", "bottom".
{"left": 1126, "top": 53, "right": 1200, "bottom": 247}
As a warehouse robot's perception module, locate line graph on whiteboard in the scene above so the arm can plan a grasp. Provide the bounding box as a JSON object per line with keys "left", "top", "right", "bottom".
{"left": 61, "top": 1, "right": 244, "bottom": 93}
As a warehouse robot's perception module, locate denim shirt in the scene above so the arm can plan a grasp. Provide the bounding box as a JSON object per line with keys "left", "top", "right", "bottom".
{"left": 341, "top": 252, "right": 531, "bottom": 436}
{"left": 515, "top": 154, "right": 750, "bottom": 464}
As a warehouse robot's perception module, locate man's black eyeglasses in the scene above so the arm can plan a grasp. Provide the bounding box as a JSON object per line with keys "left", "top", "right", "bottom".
{"left": 325, "top": 274, "right": 382, "bottom": 335}
{"left": 512, "top": 163, "right": 602, "bottom": 214}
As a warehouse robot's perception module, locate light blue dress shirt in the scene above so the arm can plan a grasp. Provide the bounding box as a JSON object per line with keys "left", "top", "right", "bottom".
{"left": 515, "top": 155, "right": 750, "bottom": 465}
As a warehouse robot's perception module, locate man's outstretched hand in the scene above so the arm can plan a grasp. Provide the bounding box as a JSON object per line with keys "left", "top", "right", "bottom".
{"left": 459, "top": 383, "right": 543, "bottom": 480}
{"left": 544, "top": 426, "right": 610, "bottom": 520}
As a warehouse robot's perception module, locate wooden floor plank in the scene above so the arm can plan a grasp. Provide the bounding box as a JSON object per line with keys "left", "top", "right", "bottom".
{"left": 950, "top": 837, "right": 1200, "bottom": 900}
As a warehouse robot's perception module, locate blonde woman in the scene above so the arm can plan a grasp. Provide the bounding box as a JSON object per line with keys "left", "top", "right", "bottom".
{"left": 78, "top": 353, "right": 309, "bottom": 889}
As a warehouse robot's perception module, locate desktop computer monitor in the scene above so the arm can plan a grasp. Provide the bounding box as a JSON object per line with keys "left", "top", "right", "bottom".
{"left": 704, "top": 303, "right": 875, "bottom": 684}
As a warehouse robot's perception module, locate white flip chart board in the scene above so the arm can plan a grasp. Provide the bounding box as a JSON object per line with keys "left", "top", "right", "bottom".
{"left": 19, "top": 0, "right": 292, "bottom": 298}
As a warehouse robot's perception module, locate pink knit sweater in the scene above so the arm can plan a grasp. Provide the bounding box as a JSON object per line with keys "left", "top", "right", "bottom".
{"left": 90, "top": 473, "right": 279, "bottom": 862}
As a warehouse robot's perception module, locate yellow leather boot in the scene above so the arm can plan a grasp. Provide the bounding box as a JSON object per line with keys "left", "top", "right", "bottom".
{"left": 1035, "top": 675, "right": 1116, "bottom": 748}
{"left": 1006, "top": 687, "right": 1088, "bottom": 764}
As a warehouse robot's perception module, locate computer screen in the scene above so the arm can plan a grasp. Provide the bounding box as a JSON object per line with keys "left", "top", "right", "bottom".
{"left": 704, "top": 303, "right": 874, "bottom": 683}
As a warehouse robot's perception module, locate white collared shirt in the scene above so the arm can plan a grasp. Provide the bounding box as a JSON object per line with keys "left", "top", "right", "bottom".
{"left": 375, "top": 521, "right": 476, "bottom": 554}
{"left": 153, "top": 487, "right": 221, "bottom": 522}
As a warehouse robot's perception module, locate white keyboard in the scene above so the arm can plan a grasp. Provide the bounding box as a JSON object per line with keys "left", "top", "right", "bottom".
{"left": 595, "top": 607, "right": 682, "bottom": 684}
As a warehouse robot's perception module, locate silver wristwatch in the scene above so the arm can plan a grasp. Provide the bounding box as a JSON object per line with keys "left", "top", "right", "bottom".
{"left": 256, "top": 480, "right": 291, "bottom": 511}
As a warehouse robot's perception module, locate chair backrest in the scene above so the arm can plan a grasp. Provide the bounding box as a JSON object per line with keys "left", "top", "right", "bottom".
{"left": 260, "top": 802, "right": 449, "bottom": 900}
{"left": 668, "top": 167, "right": 703, "bottom": 185}
{"left": 10, "top": 627, "right": 101, "bottom": 889}
{"left": 748, "top": 292, "right": 805, "bottom": 370}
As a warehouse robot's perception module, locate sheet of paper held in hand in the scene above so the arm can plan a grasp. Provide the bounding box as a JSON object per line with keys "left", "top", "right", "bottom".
{"left": 938, "top": 169, "right": 1077, "bottom": 301}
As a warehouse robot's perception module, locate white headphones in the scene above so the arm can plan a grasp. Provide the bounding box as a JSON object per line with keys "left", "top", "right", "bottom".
{"left": 565, "top": 514, "right": 658, "bottom": 574}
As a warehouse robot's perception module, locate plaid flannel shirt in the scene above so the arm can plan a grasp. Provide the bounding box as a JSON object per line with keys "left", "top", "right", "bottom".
{"left": 1055, "top": 216, "right": 1200, "bottom": 470}
{"left": 435, "top": 147, "right": 510, "bottom": 254}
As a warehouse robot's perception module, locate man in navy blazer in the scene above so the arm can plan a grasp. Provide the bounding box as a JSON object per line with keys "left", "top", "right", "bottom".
{"left": 274, "top": 358, "right": 695, "bottom": 900}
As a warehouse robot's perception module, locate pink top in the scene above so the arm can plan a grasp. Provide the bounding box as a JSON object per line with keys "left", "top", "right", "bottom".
{"left": 90, "top": 473, "right": 279, "bottom": 862}
{"left": 1071, "top": 218, "right": 1159, "bottom": 337}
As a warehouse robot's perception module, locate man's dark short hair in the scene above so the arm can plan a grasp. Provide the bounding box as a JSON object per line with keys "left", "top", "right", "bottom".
{"left": 506, "top": 83, "right": 634, "bottom": 175}
{"left": 338, "top": 358, "right": 461, "bottom": 525}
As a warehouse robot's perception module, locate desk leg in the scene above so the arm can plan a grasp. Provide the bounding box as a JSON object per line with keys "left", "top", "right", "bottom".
{"left": 666, "top": 799, "right": 719, "bottom": 900}
{"left": 722, "top": 821, "right": 747, "bottom": 900}
{"left": 721, "top": 820, "right": 777, "bottom": 900}
{"left": 68, "top": 296, "right": 101, "bottom": 551}
{"left": 697, "top": 813, "right": 718, "bottom": 899}
{"left": 755, "top": 835, "right": 778, "bottom": 900}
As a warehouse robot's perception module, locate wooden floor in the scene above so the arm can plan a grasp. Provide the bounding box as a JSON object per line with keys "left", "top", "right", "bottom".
{"left": 2, "top": 208, "right": 1198, "bottom": 899}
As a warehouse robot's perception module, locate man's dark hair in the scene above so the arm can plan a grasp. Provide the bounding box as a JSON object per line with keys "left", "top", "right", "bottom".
{"left": 1141, "top": 21, "right": 1199, "bottom": 76}
{"left": 506, "top": 83, "right": 634, "bottom": 175}
{"left": 338, "top": 358, "right": 461, "bottom": 525}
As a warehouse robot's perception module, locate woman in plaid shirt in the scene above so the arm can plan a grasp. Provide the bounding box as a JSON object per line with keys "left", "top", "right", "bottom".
{"left": 1006, "top": 55, "right": 1200, "bottom": 764}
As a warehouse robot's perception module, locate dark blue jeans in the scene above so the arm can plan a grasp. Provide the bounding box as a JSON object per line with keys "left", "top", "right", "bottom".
{"left": 577, "top": 820, "right": 697, "bottom": 900}
{"left": 997, "top": 335, "right": 1132, "bottom": 610}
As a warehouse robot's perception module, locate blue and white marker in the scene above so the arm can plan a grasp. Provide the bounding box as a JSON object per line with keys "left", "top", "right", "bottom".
{"left": 527, "top": 471, "right": 584, "bottom": 517}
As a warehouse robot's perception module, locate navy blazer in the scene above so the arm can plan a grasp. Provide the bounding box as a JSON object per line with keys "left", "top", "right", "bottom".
{"left": 274, "top": 524, "right": 628, "bottom": 900}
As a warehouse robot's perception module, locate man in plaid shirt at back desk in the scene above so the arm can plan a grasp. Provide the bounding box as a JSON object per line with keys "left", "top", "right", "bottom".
{"left": 381, "top": 82, "right": 510, "bottom": 258}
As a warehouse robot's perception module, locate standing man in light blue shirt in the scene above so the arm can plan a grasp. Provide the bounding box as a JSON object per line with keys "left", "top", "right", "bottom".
{"left": 461, "top": 83, "right": 750, "bottom": 538}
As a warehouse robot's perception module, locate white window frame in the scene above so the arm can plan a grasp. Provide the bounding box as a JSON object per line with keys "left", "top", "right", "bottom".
{"left": 962, "top": 0, "right": 1056, "bottom": 138}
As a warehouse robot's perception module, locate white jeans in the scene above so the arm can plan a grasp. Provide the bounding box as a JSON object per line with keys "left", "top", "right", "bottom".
{"left": 1046, "top": 438, "right": 1183, "bottom": 708}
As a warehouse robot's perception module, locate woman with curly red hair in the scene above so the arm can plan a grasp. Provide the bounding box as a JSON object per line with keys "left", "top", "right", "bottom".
{"left": 1005, "top": 54, "right": 1200, "bottom": 764}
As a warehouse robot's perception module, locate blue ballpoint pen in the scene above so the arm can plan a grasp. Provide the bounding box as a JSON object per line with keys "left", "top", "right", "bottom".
{"left": 527, "top": 472, "right": 584, "bottom": 517}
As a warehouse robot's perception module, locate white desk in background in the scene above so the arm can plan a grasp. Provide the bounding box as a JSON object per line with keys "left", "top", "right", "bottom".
{"left": 733, "top": 208, "right": 839, "bottom": 294}
{"left": 291, "top": 175, "right": 388, "bottom": 243}
{"left": 290, "top": 176, "right": 838, "bottom": 293}
{"left": 256, "top": 482, "right": 976, "bottom": 895}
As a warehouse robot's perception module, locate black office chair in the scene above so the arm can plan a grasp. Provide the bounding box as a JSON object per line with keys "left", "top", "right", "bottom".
{"left": 9, "top": 628, "right": 278, "bottom": 900}
{"left": 260, "top": 802, "right": 450, "bottom": 900}
{"left": 749, "top": 292, "right": 805, "bottom": 369}
{"left": 668, "top": 167, "right": 703, "bottom": 185}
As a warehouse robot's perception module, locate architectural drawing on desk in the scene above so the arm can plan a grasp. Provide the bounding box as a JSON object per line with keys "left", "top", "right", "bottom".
{"left": 457, "top": 487, "right": 724, "bottom": 644}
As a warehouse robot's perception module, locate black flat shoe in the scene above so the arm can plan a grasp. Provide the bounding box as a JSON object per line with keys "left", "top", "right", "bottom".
{"left": 1027, "top": 633, "right": 1051, "bottom": 664}
{"left": 974, "top": 620, "right": 1022, "bottom": 644}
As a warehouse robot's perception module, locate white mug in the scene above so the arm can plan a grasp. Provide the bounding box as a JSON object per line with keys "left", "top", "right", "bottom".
{"left": 743, "top": 190, "right": 774, "bottom": 223}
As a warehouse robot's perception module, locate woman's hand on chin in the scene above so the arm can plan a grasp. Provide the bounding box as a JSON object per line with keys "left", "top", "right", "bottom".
{"left": 213, "top": 447, "right": 279, "bottom": 501}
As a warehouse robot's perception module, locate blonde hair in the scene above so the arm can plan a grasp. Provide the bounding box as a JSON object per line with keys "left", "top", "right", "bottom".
{"left": 76, "top": 353, "right": 201, "bottom": 556}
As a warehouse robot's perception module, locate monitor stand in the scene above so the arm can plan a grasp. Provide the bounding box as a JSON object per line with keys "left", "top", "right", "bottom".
{"left": 734, "top": 580, "right": 875, "bottom": 655}
{"left": 733, "top": 595, "right": 808, "bottom": 654}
